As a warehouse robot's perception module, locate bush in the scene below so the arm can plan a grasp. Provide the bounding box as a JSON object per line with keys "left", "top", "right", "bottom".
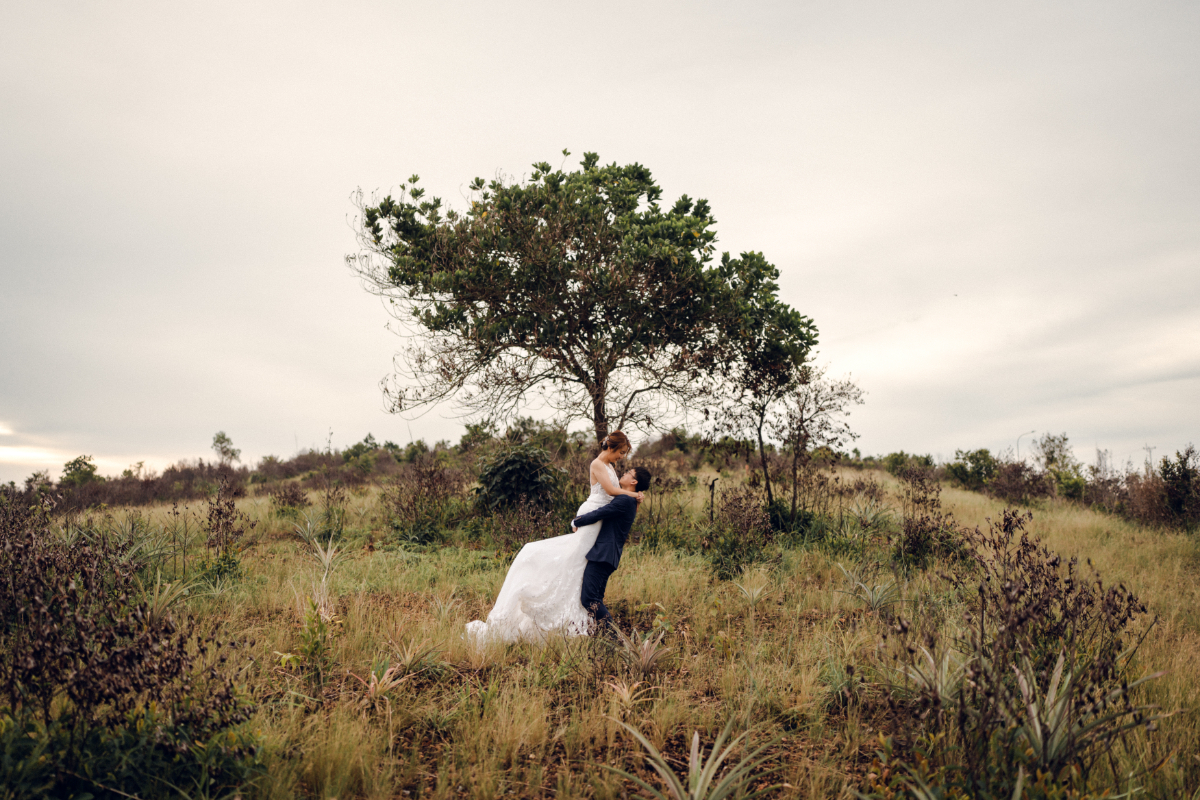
{"left": 987, "top": 460, "right": 1054, "bottom": 505}
{"left": 864, "top": 510, "right": 1156, "bottom": 799}
{"left": 1160, "top": 445, "right": 1199, "bottom": 527}
{"left": 270, "top": 481, "right": 310, "bottom": 517}
{"left": 50, "top": 458, "right": 250, "bottom": 512}
{"left": 703, "top": 486, "right": 771, "bottom": 580}
{"left": 196, "top": 479, "right": 255, "bottom": 581}
{"left": 882, "top": 451, "right": 934, "bottom": 476}
{"left": 384, "top": 454, "right": 469, "bottom": 546}
{"left": 475, "top": 444, "right": 567, "bottom": 511}
{"left": 632, "top": 473, "right": 695, "bottom": 553}
{"left": 766, "top": 500, "right": 814, "bottom": 539}
{"left": 944, "top": 448, "right": 998, "bottom": 491}
{"left": 893, "top": 466, "right": 965, "bottom": 570}
{"left": 0, "top": 492, "right": 261, "bottom": 798}
{"left": 486, "top": 499, "right": 560, "bottom": 559}
{"left": 60, "top": 454, "right": 100, "bottom": 487}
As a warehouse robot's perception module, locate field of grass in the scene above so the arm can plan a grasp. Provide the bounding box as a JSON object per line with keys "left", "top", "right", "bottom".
{"left": 80, "top": 466, "right": 1188, "bottom": 800}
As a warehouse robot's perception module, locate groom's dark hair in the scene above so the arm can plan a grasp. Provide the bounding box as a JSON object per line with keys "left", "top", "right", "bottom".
{"left": 633, "top": 466, "right": 652, "bottom": 493}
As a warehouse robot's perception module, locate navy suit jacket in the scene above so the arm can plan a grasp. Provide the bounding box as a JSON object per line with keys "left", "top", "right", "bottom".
{"left": 573, "top": 495, "right": 638, "bottom": 570}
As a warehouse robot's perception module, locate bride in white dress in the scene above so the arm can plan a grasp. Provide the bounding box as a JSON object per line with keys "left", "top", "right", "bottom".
{"left": 465, "top": 431, "right": 643, "bottom": 643}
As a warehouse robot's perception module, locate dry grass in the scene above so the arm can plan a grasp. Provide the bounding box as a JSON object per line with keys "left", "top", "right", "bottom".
{"left": 102, "top": 471, "right": 1200, "bottom": 798}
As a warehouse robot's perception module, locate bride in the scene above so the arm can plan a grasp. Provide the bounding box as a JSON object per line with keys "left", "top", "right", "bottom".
{"left": 465, "top": 431, "right": 643, "bottom": 643}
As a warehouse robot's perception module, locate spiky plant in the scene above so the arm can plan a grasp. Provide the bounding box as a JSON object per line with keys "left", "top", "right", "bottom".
{"left": 307, "top": 533, "right": 344, "bottom": 584}
{"left": 613, "top": 626, "right": 672, "bottom": 680}
{"left": 899, "top": 645, "right": 971, "bottom": 709}
{"left": 293, "top": 512, "right": 320, "bottom": 545}
{"left": 136, "top": 569, "right": 198, "bottom": 626}
{"left": 602, "top": 716, "right": 782, "bottom": 800}
{"left": 837, "top": 562, "right": 902, "bottom": 614}
{"left": 1009, "top": 652, "right": 1166, "bottom": 778}
{"left": 604, "top": 678, "right": 656, "bottom": 719}
{"left": 389, "top": 637, "right": 442, "bottom": 678}
{"left": 734, "top": 569, "right": 773, "bottom": 610}
{"left": 849, "top": 497, "right": 895, "bottom": 532}
{"left": 348, "top": 658, "right": 411, "bottom": 714}
{"left": 734, "top": 569, "right": 774, "bottom": 637}
{"left": 431, "top": 591, "right": 463, "bottom": 622}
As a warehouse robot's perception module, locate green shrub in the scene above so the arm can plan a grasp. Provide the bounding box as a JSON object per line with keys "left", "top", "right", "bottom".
{"left": 269, "top": 481, "right": 310, "bottom": 518}
{"left": 882, "top": 451, "right": 934, "bottom": 476}
{"left": 60, "top": 454, "right": 101, "bottom": 488}
{"left": 1033, "top": 432, "right": 1089, "bottom": 502}
{"left": 2, "top": 700, "right": 261, "bottom": 800}
{"left": 474, "top": 444, "right": 567, "bottom": 511}
{"left": 485, "top": 499, "right": 560, "bottom": 560}
{"left": 0, "top": 491, "right": 261, "bottom": 799}
{"left": 704, "top": 527, "right": 762, "bottom": 581}
{"left": 1055, "top": 470, "right": 1086, "bottom": 500}
{"left": 384, "top": 454, "right": 469, "bottom": 546}
{"left": 1160, "top": 445, "right": 1199, "bottom": 526}
{"left": 945, "top": 448, "right": 998, "bottom": 490}
{"left": 638, "top": 522, "right": 693, "bottom": 553}
{"left": 863, "top": 510, "right": 1157, "bottom": 799}
{"left": 894, "top": 466, "right": 966, "bottom": 570}
{"left": 766, "top": 499, "right": 814, "bottom": 539}
{"left": 704, "top": 486, "right": 771, "bottom": 580}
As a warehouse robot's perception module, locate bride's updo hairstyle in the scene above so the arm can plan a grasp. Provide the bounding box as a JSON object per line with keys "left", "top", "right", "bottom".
{"left": 600, "top": 431, "right": 631, "bottom": 454}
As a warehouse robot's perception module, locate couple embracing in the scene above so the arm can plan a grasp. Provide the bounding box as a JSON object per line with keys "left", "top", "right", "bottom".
{"left": 465, "top": 431, "right": 652, "bottom": 644}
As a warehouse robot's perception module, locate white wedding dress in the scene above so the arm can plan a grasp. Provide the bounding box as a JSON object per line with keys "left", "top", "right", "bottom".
{"left": 465, "top": 463, "right": 618, "bottom": 644}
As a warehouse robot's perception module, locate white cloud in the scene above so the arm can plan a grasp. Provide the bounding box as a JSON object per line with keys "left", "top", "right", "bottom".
{"left": 0, "top": 446, "right": 63, "bottom": 467}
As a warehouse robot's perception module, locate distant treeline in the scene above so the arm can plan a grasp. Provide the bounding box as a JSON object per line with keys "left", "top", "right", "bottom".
{"left": 9, "top": 424, "right": 1196, "bottom": 531}
{"left": 935, "top": 434, "right": 1199, "bottom": 531}
{"left": 11, "top": 421, "right": 775, "bottom": 512}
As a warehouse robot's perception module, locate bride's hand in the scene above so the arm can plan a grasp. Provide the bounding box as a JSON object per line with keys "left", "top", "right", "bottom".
{"left": 635, "top": 492, "right": 644, "bottom": 503}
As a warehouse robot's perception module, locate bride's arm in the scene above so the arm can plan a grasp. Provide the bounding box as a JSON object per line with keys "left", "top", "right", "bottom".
{"left": 590, "top": 458, "right": 639, "bottom": 499}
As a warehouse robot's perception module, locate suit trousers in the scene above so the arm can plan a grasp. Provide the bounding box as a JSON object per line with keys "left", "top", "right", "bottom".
{"left": 580, "top": 559, "right": 616, "bottom": 633}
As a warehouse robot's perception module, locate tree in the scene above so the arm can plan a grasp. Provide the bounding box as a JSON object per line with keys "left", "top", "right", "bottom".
{"left": 348, "top": 151, "right": 817, "bottom": 442}
{"left": 1159, "top": 445, "right": 1198, "bottom": 524}
{"left": 60, "top": 455, "right": 99, "bottom": 487}
{"left": 711, "top": 252, "right": 813, "bottom": 506}
{"left": 212, "top": 431, "right": 241, "bottom": 465}
{"left": 769, "top": 367, "right": 865, "bottom": 523}
{"left": 946, "top": 448, "right": 999, "bottom": 491}
{"left": 1033, "top": 432, "right": 1085, "bottom": 499}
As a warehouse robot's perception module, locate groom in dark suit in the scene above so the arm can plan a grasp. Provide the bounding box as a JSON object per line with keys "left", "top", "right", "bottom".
{"left": 571, "top": 465, "right": 652, "bottom": 636}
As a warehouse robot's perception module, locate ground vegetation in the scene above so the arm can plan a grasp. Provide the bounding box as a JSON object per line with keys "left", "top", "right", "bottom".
{"left": 3, "top": 424, "right": 1196, "bottom": 798}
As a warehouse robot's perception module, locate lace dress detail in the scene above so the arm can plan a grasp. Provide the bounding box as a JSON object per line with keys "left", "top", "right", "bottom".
{"left": 465, "top": 463, "right": 618, "bottom": 643}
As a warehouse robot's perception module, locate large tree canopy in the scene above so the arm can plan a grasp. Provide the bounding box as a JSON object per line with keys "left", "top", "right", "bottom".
{"left": 348, "top": 151, "right": 818, "bottom": 442}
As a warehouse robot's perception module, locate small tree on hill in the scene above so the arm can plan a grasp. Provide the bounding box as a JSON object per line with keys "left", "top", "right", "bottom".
{"left": 770, "top": 367, "right": 865, "bottom": 524}
{"left": 348, "top": 151, "right": 817, "bottom": 442}
{"left": 60, "top": 455, "right": 99, "bottom": 487}
{"left": 711, "top": 257, "right": 812, "bottom": 506}
{"left": 212, "top": 431, "right": 241, "bottom": 466}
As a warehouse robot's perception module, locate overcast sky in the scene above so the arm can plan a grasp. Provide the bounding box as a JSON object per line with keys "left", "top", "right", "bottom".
{"left": 2, "top": 1, "right": 1198, "bottom": 484}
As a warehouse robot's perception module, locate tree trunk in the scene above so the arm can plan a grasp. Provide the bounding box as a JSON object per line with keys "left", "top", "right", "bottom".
{"left": 590, "top": 382, "right": 609, "bottom": 443}
{"left": 790, "top": 443, "right": 800, "bottom": 525}
{"left": 756, "top": 414, "right": 774, "bottom": 507}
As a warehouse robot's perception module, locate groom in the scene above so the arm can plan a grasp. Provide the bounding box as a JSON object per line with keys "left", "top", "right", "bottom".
{"left": 571, "top": 465, "right": 652, "bottom": 637}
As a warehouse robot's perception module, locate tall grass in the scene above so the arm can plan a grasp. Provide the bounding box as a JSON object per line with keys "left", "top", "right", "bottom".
{"left": 8, "top": 464, "right": 1199, "bottom": 799}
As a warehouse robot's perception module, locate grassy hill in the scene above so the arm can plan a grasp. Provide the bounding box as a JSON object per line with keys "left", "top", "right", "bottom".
{"left": 4, "top": 454, "right": 1198, "bottom": 798}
